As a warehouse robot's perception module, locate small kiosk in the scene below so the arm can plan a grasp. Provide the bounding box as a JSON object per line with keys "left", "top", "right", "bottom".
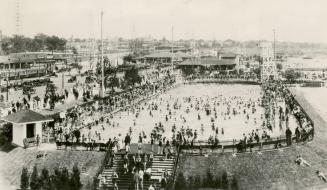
{"left": 2, "top": 110, "right": 53, "bottom": 147}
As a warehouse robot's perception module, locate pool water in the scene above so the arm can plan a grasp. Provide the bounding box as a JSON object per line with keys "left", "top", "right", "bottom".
{"left": 81, "top": 83, "right": 297, "bottom": 144}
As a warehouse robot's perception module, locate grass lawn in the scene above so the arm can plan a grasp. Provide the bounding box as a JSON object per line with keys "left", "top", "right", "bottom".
{"left": 1, "top": 147, "right": 105, "bottom": 190}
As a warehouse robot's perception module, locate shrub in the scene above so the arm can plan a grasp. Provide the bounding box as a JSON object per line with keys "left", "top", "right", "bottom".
{"left": 214, "top": 175, "right": 221, "bottom": 188}
{"left": 70, "top": 163, "right": 82, "bottom": 190}
{"left": 30, "top": 165, "right": 40, "bottom": 190}
{"left": 205, "top": 169, "right": 214, "bottom": 187}
{"left": 231, "top": 175, "right": 239, "bottom": 190}
{"left": 20, "top": 167, "right": 29, "bottom": 190}
{"left": 39, "top": 168, "right": 52, "bottom": 190}
{"left": 188, "top": 175, "right": 194, "bottom": 190}
{"left": 221, "top": 170, "right": 228, "bottom": 189}
{"left": 175, "top": 172, "right": 187, "bottom": 190}
{"left": 193, "top": 175, "right": 202, "bottom": 189}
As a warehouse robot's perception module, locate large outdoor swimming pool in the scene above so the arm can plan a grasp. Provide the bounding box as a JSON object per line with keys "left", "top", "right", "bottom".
{"left": 81, "top": 83, "right": 297, "bottom": 144}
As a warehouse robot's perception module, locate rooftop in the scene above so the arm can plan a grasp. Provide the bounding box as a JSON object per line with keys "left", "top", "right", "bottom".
{"left": 2, "top": 110, "right": 53, "bottom": 124}
{"left": 140, "top": 51, "right": 194, "bottom": 59}
{"left": 178, "top": 57, "right": 236, "bottom": 66}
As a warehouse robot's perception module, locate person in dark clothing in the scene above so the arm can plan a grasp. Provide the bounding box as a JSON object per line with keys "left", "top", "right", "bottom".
{"left": 286, "top": 127, "right": 292, "bottom": 145}
{"left": 125, "top": 133, "right": 131, "bottom": 146}
{"left": 158, "top": 139, "right": 163, "bottom": 155}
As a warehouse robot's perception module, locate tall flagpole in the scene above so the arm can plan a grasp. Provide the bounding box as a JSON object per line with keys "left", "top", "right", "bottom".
{"left": 100, "top": 11, "right": 104, "bottom": 97}
{"left": 171, "top": 25, "right": 174, "bottom": 71}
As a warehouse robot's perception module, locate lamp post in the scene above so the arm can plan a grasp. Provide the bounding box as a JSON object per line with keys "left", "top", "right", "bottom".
{"left": 171, "top": 25, "right": 174, "bottom": 72}
{"left": 6, "top": 65, "right": 9, "bottom": 102}
{"left": 100, "top": 11, "right": 105, "bottom": 97}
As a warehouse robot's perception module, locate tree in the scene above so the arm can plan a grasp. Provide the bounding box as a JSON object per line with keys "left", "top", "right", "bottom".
{"left": 106, "top": 74, "right": 120, "bottom": 92}
{"left": 33, "top": 33, "right": 48, "bottom": 51}
{"left": 205, "top": 169, "right": 214, "bottom": 188}
{"left": 221, "top": 170, "right": 228, "bottom": 189}
{"left": 124, "top": 66, "right": 142, "bottom": 86}
{"left": 69, "top": 163, "right": 82, "bottom": 190}
{"left": 1, "top": 34, "right": 66, "bottom": 55}
{"left": 284, "top": 69, "right": 301, "bottom": 82}
{"left": 30, "top": 165, "right": 40, "bottom": 190}
{"left": 187, "top": 175, "right": 194, "bottom": 190}
{"left": 214, "top": 175, "right": 221, "bottom": 188}
{"left": 0, "top": 123, "right": 12, "bottom": 146}
{"left": 60, "top": 167, "right": 70, "bottom": 190}
{"left": 175, "top": 172, "right": 187, "bottom": 190}
{"left": 20, "top": 167, "right": 29, "bottom": 190}
{"left": 231, "top": 175, "right": 239, "bottom": 190}
{"left": 46, "top": 36, "right": 67, "bottom": 53}
{"left": 39, "top": 168, "right": 52, "bottom": 190}
{"left": 193, "top": 175, "right": 202, "bottom": 189}
{"left": 51, "top": 167, "right": 62, "bottom": 190}
{"left": 45, "top": 83, "right": 57, "bottom": 110}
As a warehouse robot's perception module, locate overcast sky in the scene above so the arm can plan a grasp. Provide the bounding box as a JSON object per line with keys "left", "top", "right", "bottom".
{"left": 0, "top": 0, "right": 326, "bottom": 42}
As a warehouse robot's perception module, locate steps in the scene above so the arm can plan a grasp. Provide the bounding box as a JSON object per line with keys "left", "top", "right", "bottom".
{"left": 99, "top": 154, "right": 176, "bottom": 190}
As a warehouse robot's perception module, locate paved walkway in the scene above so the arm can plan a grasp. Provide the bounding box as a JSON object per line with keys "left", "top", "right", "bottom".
{"left": 289, "top": 88, "right": 327, "bottom": 149}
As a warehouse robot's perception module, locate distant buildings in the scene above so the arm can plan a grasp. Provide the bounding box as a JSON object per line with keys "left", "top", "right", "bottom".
{"left": 0, "top": 30, "right": 3, "bottom": 55}
{"left": 0, "top": 52, "right": 77, "bottom": 80}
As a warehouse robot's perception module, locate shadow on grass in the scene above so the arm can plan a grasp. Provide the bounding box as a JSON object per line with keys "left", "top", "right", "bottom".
{"left": 0, "top": 143, "right": 18, "bottom": 153}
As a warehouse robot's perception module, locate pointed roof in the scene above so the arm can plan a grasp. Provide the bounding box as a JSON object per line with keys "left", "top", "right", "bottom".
{"left": 2, "top": 110, "right": 53, "bottom": 124}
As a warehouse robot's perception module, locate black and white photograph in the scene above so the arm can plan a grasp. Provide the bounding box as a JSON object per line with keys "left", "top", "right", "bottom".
{"left": 0, "top": 0, "right": 326, "bottom": 189}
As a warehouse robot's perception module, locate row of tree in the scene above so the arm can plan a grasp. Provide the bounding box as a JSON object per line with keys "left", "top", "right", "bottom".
{"left": 175, "top": 170, "right": 239, "bottom": 190}
{"left": 1, "top": 34, "right": 67, "bottom": 54}
{"left": 21, "top": 164, "right": 82, "bottom": 190}
{"left": 96, "top": 56, "right": 143, "bottom": 90}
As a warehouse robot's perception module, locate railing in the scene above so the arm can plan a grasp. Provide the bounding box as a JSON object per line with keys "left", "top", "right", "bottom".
{"left": 179, "top": 133, "right": 314, "bottom": 154}
{"left": 184, "top": 76, "right": 260, "bottom": 85}
{"left": 285, "top": 88, "right": 315, "bottom": 131}
{"left": 93, "top": 146, "right": 112, "bottom": 190}
{"left": 170, "top": 143, "right": 181, "bottom": 190}
{"left": 55, "top": 141, "right": 108, "bottom": 151}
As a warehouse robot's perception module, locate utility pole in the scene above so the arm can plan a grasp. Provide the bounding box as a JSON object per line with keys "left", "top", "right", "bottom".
{"left": 15, "top": 0, "right": 21, "bottom": 35}
{"left": 273, "top": 29, "right": 276, "bottom": 62}
{"left": 171, "top": 26, "right": 174, "bottom": 71}
{"left": 6, "top": 68, "right": 9, "bottom": 102}
{"left": 100, "top": 11, "right": 105, "bottom": 97}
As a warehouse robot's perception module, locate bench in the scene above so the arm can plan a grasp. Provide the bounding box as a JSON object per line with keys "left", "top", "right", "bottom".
{"left": 23, "top": 137, "right": 36, "bottom": 148}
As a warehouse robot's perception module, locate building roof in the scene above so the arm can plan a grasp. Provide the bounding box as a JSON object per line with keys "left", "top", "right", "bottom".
{"left": 178, "top": 57, "right": 236, "bottom": 66}
{"left": 219, "top": 52, "right": 237, "bottom": 58}
{"left": 141, "top": 51, "right": 193, "bottom": 59}
{"left": 0, "top": 56, "right": 9, "bottom": 63}
{"left": 2, "top": 110, "right": 53, "bottom": 124}
{"left": 293, "top": 67, "right": 326, "bottom": 71}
